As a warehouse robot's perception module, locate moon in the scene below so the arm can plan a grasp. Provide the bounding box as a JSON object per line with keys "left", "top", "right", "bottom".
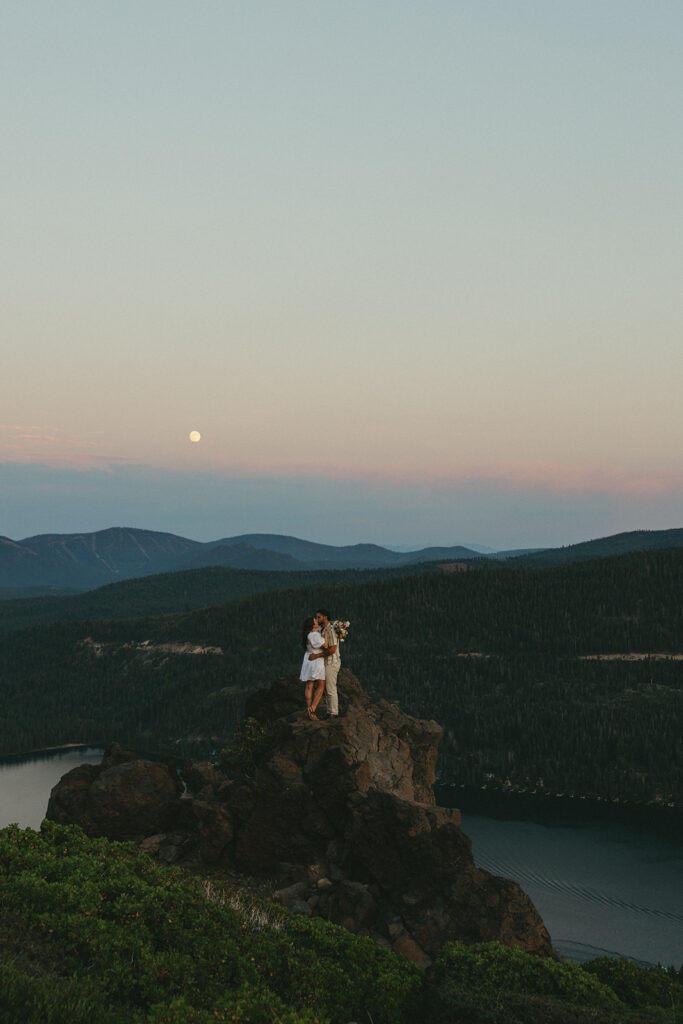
{"left": 189, "top": 430, "right": 201, "bottom": 443}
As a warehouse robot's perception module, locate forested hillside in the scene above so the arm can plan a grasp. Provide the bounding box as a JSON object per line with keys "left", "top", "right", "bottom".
{"left": 1, "top": 549, "right": 681, "bottom": 803}
{"left": 509, "top": 528, "right": 683, "bottom": 567}
{"left": 0, "top": 562, "right": 441, "bottom": 640}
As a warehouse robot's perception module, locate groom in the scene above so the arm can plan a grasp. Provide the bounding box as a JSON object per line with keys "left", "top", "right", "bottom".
{"left": 315, "top": 608, "right": 340, "bottom": 717}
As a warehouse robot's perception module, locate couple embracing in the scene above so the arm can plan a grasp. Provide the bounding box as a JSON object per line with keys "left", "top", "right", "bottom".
{"left": 299, "top": 609, "right": 341, "bottom": 720}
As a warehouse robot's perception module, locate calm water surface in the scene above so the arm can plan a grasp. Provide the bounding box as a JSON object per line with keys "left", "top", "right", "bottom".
{"left": 0, "top": 747, "right": 104, "bottom": 829}
{"left": 459, "top": 810, "right": 682, "bottom": 967}
{"left": 1, "top": 750, "right": 681, "bottom": 968}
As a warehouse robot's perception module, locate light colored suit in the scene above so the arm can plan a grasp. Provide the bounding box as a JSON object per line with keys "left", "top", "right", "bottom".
{"left": 323, "top": 622, "right": 341, "bottom": 715}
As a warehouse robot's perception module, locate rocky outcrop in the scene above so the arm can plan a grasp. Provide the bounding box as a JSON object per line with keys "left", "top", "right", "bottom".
{"left": 47, "top": 743, "right": 184, "bottom": 841}
{"left": 46, "top": 670, "right": 552, "bottom": 966}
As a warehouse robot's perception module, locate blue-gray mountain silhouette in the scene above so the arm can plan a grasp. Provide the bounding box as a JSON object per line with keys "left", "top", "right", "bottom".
{"left": 1, "top": 526, "right": 681, "bottom": 590}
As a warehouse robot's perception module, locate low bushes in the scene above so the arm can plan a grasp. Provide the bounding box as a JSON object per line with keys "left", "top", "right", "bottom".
{"left": 0, "top": 823, "right": 679, "bottom": 1024}
{"left": 431, "top": 941, "right": 620, "bottom": 1009}
{"left": 426, "top": 942, "right": 681, "bottom": 1023}
{"left": 583, "top": 957, "right": 681, "bottom": 1013}
{"left": 0, "top": 822, "right": 420, "bottom": 1024}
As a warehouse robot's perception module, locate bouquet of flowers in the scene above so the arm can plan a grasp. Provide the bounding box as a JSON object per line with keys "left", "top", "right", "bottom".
{"left": 332, "top": 619, "right": 350, "bottom": 643}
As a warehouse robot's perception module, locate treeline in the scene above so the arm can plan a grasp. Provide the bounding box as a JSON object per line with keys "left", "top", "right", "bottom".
{"left": 84, "top": 546, "right": 683, "bottom": 657}
{"left": 508, "top": 528, "right": 683, "bottom": 567}
{"left": 399, "top": 654, "right": 682, "bottom": 802}
{"left": 0, "top": 549, "right": 681, "bottom": 802}
{"left": 0, "top": 562, "right": 442, "bottom": 640}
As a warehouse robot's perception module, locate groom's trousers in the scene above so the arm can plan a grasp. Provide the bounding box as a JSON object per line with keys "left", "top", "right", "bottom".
{"left": 325, "top": 662, "right": 340, "bottom": 716}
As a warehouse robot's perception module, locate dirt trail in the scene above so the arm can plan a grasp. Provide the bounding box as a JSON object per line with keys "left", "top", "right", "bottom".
{"left": 80, "top": 638, "right": 223, "bottom": 656}
{"left": 580, "top": 653, "right": 683, "bottom": 661}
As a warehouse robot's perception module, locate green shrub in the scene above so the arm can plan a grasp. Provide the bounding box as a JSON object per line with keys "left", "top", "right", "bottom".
{"left": 0, "top": 961, "right": 122, "bottom": 1024}
{"left": 141, "top": 987, "right": 326, "bottom": 1023}
{"left": 218, "top": 717, "right": 272, "bottom": 775}
{"left": 583, "top": 957, "right": 681, "bottom": 1015}
{"left": 276, "top": 916, "right": 422, "bottom": 1023}
{"left": 3, "top": 822, "right": 678, "bottom": 1024}
{"left": 431, "top": 942, "right": 621, "bottom": 1009}
{"left": 0, "top": 822, "right": 417, "bottom": 1024}
{"left": 422, "top": 978, "right": 634, "bottom": 1024}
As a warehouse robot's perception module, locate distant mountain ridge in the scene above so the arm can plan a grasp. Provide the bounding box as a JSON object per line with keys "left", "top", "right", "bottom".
{"left": 206, "top": 533, "right": 480, "bottom": 570}
{"left": 0, "top": 527, "right": 480, "bottom": 590}
{"left": 0, "top": 529, "right": 202, "bottom": 590}
{"left": 1, "top": 525, "right": 681, "bottom": 591}
{"left": 505, "top": 528, "right": 683, "bottom": 566}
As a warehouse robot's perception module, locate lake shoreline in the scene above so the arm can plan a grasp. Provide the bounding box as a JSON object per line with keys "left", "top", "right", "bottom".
{"left": 437, "top": 782, "right": 683, "bottom": 837}
{"left": 2, "top": 748, "right": 681, "bottom": 968}
{"left": 3, "top": 745, "right": 680, "bottom": 838}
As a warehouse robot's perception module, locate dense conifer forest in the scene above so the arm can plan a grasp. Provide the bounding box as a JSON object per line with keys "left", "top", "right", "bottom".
{"left": 1, "top": 549, "right": 681, "bottom": 803}
{"left": 0, "top": 562, "right": 441, "bottom": 639}
{"left": 508, "top": 528, "right": 683, "bottom": 567}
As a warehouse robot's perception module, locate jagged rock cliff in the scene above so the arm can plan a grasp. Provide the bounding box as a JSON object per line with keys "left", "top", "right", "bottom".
{"left": 47, "top": 669, "right": 552, "bottom": 966}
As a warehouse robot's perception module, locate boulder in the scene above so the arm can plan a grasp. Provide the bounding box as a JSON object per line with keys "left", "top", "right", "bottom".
{"left": 46, "top": 742, "right": 183, "bottom": 841}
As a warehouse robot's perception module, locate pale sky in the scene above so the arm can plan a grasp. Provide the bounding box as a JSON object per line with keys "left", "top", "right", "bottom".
{"left": 2, "top": 1, "right": 682, "bottom": 548}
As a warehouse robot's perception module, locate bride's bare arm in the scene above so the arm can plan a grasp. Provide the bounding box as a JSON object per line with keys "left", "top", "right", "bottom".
{"left": 308, "top": 638, "right": 329, "bottom": 661}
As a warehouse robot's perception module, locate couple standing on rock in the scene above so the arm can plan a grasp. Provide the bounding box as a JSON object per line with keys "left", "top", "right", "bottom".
{"left": 299, "top": 609, "right": 341, "bottom": 720}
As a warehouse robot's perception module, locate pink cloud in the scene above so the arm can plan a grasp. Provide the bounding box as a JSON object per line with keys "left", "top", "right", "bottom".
{"left": 0, "top": 450, "right": 135, "bottom": 470}
{"left": 0, "top": 424, "right": 63, "bottom": 433}
{"left": 2, "top": 423, "right": 681, "bottom": 502}
{"left": 463, "top": 461, "right": 683, "bottom": 498}
{"left": 0, "top": 424, "right": 109, "bottom": 469}
{"left": 202, "top": 455, "right": 683, "bottom": 500}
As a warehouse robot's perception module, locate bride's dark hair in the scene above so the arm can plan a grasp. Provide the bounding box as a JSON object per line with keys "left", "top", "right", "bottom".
{"left": 301, "top": 616, "right": 316, "bottom": 651}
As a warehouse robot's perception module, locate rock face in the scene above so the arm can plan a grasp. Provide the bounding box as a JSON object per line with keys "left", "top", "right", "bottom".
{"left": 46, "top": 671, "right": 552, "bottom": 965}
{"left": 47, "top": 743, "right": 184, "bottom": 841}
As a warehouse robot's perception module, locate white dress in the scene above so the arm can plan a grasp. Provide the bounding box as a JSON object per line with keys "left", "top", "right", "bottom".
{"left": 300, "top": 630, "right": 326, "bottom": 682}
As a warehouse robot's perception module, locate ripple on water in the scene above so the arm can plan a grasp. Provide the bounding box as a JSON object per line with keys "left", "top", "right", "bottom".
{"left": 461, "top": 814, "right": 683, "bottom": 967}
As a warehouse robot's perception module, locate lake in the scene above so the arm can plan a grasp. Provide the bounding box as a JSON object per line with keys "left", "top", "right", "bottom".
{"left": 0, "top": 746, "right": 105, "bottom": 829}
{"left": 1, "top": 749, "right": 681, "bottom": 968}
{"left": 455, "top": 803, "right": 682, "bottom": 967}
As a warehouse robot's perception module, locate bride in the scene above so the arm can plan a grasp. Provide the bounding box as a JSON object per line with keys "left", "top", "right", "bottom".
{"left": 299, "top": 615, "right": 328, "bottom": 719}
